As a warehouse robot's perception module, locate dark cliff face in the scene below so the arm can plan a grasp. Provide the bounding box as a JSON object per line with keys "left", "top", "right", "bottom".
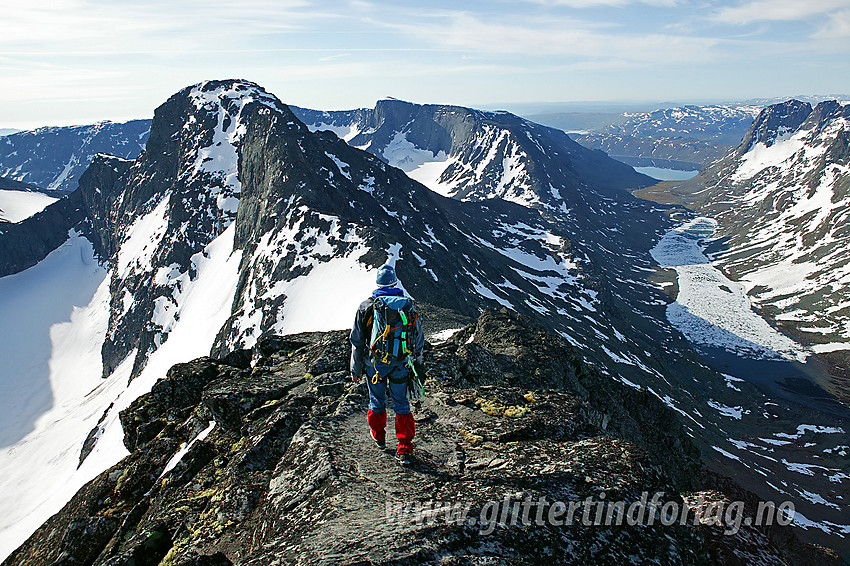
{"left": 68, "top": 80, "right": 292, "bottom": 379}
{"left": 3, "top": 310, "right": 833, "bottom": 566}
{"left": 736, "top": 100, "right": 812, "bottom": 155}
{"left": 76, "top": 154, "right": 135, "bottom": 259}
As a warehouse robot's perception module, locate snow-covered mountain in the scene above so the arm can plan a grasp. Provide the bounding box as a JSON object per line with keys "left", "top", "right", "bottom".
{"left": 290, "top": 101, "right": 708, "bottom": 376}
{"left": 291, "top": 100, "right": 653, "bottom": 205}
{"left": 1, "top": 84, "right": 848, "bottom": 560}
{"left": 0, "top": 120, "right": 151, "bottom": 192}
{"left": 538, "top": 103, "right": 764, "bottom": 172}
{"left": 0, "top": 81, "right": 646, "bottom": 559}
{"left": 671, "top": 100, "right": 850, "bottom": 375}
{"left": 609, "top": 104, "right": 763, "bottom": 145}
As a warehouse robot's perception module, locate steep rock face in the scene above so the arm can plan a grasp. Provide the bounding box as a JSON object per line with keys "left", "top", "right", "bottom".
{"left": 3, "top": 311, "right": 834, "bottom": 566}
{"left": 70, "top": 81, "right": 278, "bottom": 378}
{"left": 0, "top": 120, "right": 151, "bottom": 192}
{"left": 737, "top": 100, "right": 814, "bottom": 155}
{"left": 1, "top": 80, "right": 281, "bottom": 379}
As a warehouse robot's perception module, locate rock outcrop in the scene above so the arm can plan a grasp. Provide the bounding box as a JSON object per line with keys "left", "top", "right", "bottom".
{"left": 2, "top": 310, "right": 835, "bottom": 566}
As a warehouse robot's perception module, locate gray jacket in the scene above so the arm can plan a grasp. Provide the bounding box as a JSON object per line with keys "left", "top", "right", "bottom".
{"left": 349, "top": 295, "right": 424, "bottom": 376}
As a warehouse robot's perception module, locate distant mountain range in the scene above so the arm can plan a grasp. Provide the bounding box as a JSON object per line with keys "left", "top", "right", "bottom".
{"left": 553, "top": 105, "right": 763, "bottom": 172}
{"left": 0, "top": 120, "right": 150, "bottom": 192}
{"left": 530, "top": 97, "right": 848, "bottom": 174}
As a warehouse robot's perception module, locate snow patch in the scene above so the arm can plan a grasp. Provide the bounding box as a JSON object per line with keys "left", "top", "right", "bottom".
{"left": 429, "top": 328, "right": 463, "bottom": 343}
{"left": 0, "top": 224, "right": 242, "bottom": 562}
{"left": 116, "top": 195, "right": 170, "bottom": 279}
{"left": 0, "top": 190, "right": 58, "bottom": 223}
{"left": 382, "top": 131, "right": 457, "bottom": 197}
{"left": 159, "top": 421, "right": 217, "bottom": 480}
{"left": 0, "top": 234, "right": 112, "bottom": 561}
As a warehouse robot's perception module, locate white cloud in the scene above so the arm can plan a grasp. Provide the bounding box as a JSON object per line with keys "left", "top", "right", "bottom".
{"left": 373, "top": 11, "right": 720, "bottom": 65}
{"left": 519, "top": 0, "right": 679, "bottom": 6}
{"left": 816, "top": 9, "right": 850, "bottom": 36}
{"left": 1, "top": 64, "right": 134, "bottom": 104}
{"left": 714, "top": 0, "right": 850, "bottom": 25}
{"left": 0, "top": 0, "right": 318, "bottom": 52}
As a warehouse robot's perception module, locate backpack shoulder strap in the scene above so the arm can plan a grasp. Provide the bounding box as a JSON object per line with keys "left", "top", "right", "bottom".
{"left": 364, "top": 301, "right": 374, "bottom": 336}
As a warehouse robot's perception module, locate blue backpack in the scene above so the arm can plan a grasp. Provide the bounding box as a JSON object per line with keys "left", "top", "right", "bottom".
{"left": 369, "top": 295, "right": 417, "bottom": 364}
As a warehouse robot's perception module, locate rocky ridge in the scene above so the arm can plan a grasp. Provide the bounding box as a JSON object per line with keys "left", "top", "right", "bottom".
{"left": 291, "top": 100, "right": 654, "bottom": 206}
{"left": 2, "top": 310, "right": 836, "bottom": 566}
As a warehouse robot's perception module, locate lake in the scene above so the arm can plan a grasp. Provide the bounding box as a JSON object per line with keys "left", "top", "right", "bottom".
{"left": 634, "top": 166, "right": 699, "bottom": 181}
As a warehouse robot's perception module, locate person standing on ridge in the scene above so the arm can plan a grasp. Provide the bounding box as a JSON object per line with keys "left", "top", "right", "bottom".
{"left": 350, "top": 263, "right": 424, "bottom": 467}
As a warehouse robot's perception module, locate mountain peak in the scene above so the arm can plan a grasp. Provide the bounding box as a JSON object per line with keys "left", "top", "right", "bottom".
{"left": 738, "top": 99, "right": 813, "bottom": 153}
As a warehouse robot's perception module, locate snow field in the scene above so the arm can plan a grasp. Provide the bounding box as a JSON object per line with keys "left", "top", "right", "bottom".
{"left": 0, "top": 190, "right": 58, "bottom": 223}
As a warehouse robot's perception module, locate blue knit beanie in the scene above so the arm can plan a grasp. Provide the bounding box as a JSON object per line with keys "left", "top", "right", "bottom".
{"left": 376, "top": 264, "right": 398, "bottom": 287}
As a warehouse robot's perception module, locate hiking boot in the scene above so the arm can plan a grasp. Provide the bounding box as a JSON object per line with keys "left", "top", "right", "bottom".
{"left": 370, "top": 430, "right": 386, "bottom": 450}
{"left": 397, "top": 452, "right": 412, "bottom": 467}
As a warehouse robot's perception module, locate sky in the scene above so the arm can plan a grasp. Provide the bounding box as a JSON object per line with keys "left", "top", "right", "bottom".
{"left": 1, "top": 0, "right": 849, "bottom": 129}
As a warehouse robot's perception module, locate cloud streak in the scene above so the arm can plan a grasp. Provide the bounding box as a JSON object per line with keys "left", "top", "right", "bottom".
{"left": 517, "top": 0, "right": 680, "bottom": 6}
{"left": 0, "top": 0, "right": 320, "bottom": 50}
{"left": 713, "top": 0, "right": 850, "bottom": 25}
{"left": 370, "top": 10, "right": 722, "bottom": 66}
{"left": 815, "top": 9, "right": 850, "bottom": 37}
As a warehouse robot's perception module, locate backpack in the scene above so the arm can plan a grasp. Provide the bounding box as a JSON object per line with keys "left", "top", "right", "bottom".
{"left": 369, "top": 295, "right": 417, "bottom": 364}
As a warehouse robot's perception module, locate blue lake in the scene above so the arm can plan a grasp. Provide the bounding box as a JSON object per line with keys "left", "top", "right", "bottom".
{"left": 634, "top": 166, "right": 699, "bottom": 181}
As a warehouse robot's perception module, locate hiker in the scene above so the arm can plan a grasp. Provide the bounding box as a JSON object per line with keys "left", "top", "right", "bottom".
{"left": 350, "top": 263, "right": 424, "bottom": 466}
